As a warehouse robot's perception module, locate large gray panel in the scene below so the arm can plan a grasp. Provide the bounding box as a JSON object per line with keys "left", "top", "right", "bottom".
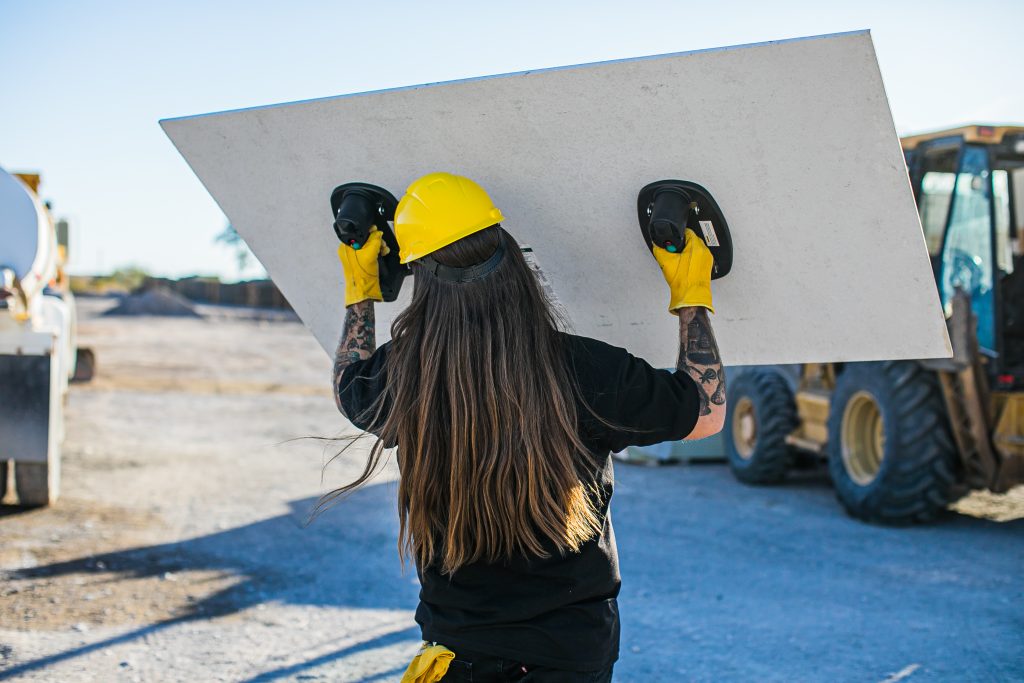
{"left": 161, "top": 31, "right": 950, "bottom": 367}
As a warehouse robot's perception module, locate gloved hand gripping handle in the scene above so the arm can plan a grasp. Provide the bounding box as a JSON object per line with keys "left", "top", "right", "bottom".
{"left": 637, "top": 179, "right": 733, "bottom": 280}
{"left": 330, "top": 182, "right": 409, "bottom": 302}
{"left": 638, "top": 179, "right": 734, "bottom": 314}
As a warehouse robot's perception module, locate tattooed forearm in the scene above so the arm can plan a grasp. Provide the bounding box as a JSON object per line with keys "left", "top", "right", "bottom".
{"left": 677, "top": 307, "right": 726, "bottom": 417}
{"left": 333, "top": 300, "right": 376, "bottom": 414}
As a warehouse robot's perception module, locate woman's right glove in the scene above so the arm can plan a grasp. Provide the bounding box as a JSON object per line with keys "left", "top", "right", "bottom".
{"left": 338, "top": 229, "right": 387, "bottom": 306}
{"left": 653, "top": 228, "right": 715, "bottom": 314}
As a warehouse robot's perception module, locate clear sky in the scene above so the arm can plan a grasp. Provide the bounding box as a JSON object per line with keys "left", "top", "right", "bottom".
{"left": 2, "top": 0, "right": 1022, "bottom": 280}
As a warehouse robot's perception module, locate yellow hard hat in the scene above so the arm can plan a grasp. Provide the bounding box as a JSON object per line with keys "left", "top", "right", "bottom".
{"left": 394, "top": 172, "right": 505, "bottom": 264}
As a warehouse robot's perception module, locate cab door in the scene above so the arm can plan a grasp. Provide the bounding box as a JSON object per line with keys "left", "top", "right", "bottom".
{"left": 909, "top": 137, "right": 962, "bottom": 276}
{"left": 909, "top": 138, "right": 997, "bottom": 353}
{"left": 939, "top": 145, "right": 997, "bottom": 353}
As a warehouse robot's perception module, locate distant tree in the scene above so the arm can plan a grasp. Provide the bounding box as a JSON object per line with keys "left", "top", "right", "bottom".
{"left": 215, "top": 223, "right": 253, "bottom": 274}
{"left": 88, "top": 266, "right": 150, "bottom": 293}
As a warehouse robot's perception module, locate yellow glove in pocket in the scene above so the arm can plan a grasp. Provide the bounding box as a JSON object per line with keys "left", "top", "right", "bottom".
{"left": 400, "top": 642, "right": 455, "bottom": 683}
{"left": 653, "top": 228, "right": 715, "bottom": 314}
{"left": 338, "top": 229, "right": 388, "bottom": 306}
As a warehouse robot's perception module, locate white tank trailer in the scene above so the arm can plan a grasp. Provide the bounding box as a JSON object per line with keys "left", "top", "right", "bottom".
{"left": 0, "top": 168, "right": 91, "bottom": 505}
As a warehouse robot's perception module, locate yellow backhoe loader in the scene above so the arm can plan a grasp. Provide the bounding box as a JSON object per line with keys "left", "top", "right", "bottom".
{"left": 725, "top": 125, "right": 1024, "bottom": 523}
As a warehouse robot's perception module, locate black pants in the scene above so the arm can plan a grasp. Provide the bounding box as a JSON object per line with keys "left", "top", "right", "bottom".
{"left": 440, "top": 648, "right": 614, "bottom": 682}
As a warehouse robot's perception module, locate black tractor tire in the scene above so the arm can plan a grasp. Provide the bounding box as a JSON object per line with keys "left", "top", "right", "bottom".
{"left": 827, "top": 361, "right": 958, "bottom": 524}
{"left": 725, "top": 370, "right": 799, "bottom": 484}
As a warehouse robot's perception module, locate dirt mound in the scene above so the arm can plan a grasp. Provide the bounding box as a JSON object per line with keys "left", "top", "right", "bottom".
{"left": 103, "top": 288, "right": 201, "bottom": 318}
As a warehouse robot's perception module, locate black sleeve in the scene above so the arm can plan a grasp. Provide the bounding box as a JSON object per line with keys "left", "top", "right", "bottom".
{"left": 336, "top": 341, "right": 392, "bottom": 437}
{"left": 571, "top": 336, "right": 701, "bottom": 453}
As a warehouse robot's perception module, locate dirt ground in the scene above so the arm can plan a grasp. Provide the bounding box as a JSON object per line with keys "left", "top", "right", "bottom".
{"left": 1, "top": 297, "right": 1022, "bottom": 682}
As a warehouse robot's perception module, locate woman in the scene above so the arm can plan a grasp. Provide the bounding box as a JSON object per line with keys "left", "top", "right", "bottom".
{"left": 331, "top": 172, "right": 725, "bottom": 681}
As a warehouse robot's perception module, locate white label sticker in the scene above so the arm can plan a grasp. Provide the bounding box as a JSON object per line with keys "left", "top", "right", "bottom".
{"left": 699, "top": 220, "right": 720, "bottom": 247}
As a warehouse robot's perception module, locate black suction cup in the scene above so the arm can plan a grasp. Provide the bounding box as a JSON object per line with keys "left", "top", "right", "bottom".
{"left": 637, "top": 180, "right": 733, "bottom": 280}
{"left": 329, "top": 182, "right": 409, "bottom": 302}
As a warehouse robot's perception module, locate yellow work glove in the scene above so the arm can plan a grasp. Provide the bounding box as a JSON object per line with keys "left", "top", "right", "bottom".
{"left": 338, "top": 229, "right": 388, "bottom": 306}
{"left": 400, "top": 643, "right": 455, "bottom": 683}
{"left": 653, "top": 228, "right": 715, "bottom": 314}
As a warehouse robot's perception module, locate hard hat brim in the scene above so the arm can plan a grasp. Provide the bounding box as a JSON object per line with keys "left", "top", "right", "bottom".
{"left": 398, "top": 209, "right": 505, "bottom": 264}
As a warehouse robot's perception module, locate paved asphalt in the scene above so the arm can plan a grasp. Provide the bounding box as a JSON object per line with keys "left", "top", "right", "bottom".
{"left": 307, "top": 459, "right": 1024, "bottom": 681}
{"left": 607, "top": 462, "right": 1023, "bottom": 682}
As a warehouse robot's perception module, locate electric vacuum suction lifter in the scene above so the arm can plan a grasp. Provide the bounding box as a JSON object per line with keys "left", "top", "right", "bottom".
{"left": 637, "top": 180, "right": 733, "bottom": 279}
{"left": 330, "top": 182, "right": 409, "bottom": 301}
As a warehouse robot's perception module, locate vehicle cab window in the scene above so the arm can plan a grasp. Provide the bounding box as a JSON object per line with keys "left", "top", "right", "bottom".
{"left": 940, "top": 145, "right": 995, "bottom": 351}
{"left": 994, "top": 169, "right": 1017, "bottom": 275}
{"left": 917, "top": 144, "right": 960, "bottom": 257}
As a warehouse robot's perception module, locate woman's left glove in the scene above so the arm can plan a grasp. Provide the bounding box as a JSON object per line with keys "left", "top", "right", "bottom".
{"left": 338, "top": 229, "right": 388, "bottom": 306}
{"left": 653, "top": 228, "right": 715, "bottom": 314}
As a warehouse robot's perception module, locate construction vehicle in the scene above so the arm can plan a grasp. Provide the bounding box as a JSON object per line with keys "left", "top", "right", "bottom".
{"left": 725, "top": 125, "right": 1024, "bottom": 523}
{"left": 0, "top": 168, "right": 93, "bottom": 506}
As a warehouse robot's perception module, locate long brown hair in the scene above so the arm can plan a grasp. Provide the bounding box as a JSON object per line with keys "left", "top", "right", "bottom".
{"left": 325, "top": 225, "right": 605, "bottom": 575}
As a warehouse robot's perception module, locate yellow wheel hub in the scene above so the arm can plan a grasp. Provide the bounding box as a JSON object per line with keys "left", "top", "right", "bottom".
{"left": 732, "top": 396, "right": 757, "bottom": 459}
{"left": 841, "top": 391, "right": 885, "bottom": 485}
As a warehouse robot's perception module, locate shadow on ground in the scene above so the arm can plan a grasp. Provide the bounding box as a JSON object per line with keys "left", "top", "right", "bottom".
{"left": 1, "top": 480, "right": 419, "bottom": 681}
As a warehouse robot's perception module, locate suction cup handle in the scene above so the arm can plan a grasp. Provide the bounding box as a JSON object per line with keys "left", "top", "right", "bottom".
{"left": 648, "top": 187, "right": 691, "bottom": 253}
{"left": 333, "top": 190, "right": 377, "bottom": 249}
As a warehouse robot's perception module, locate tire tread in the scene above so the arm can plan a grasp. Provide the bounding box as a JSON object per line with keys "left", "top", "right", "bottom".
{"left": 828, "top": 361, "right": 959, "bottom": 524}
{"left": 726, "top": 371, "right": 798, "bottom": 484}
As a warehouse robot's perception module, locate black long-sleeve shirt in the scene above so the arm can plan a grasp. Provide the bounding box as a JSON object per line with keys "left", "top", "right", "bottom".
{"left": 337, "top": 331, "right": 700, "bottom": 671}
